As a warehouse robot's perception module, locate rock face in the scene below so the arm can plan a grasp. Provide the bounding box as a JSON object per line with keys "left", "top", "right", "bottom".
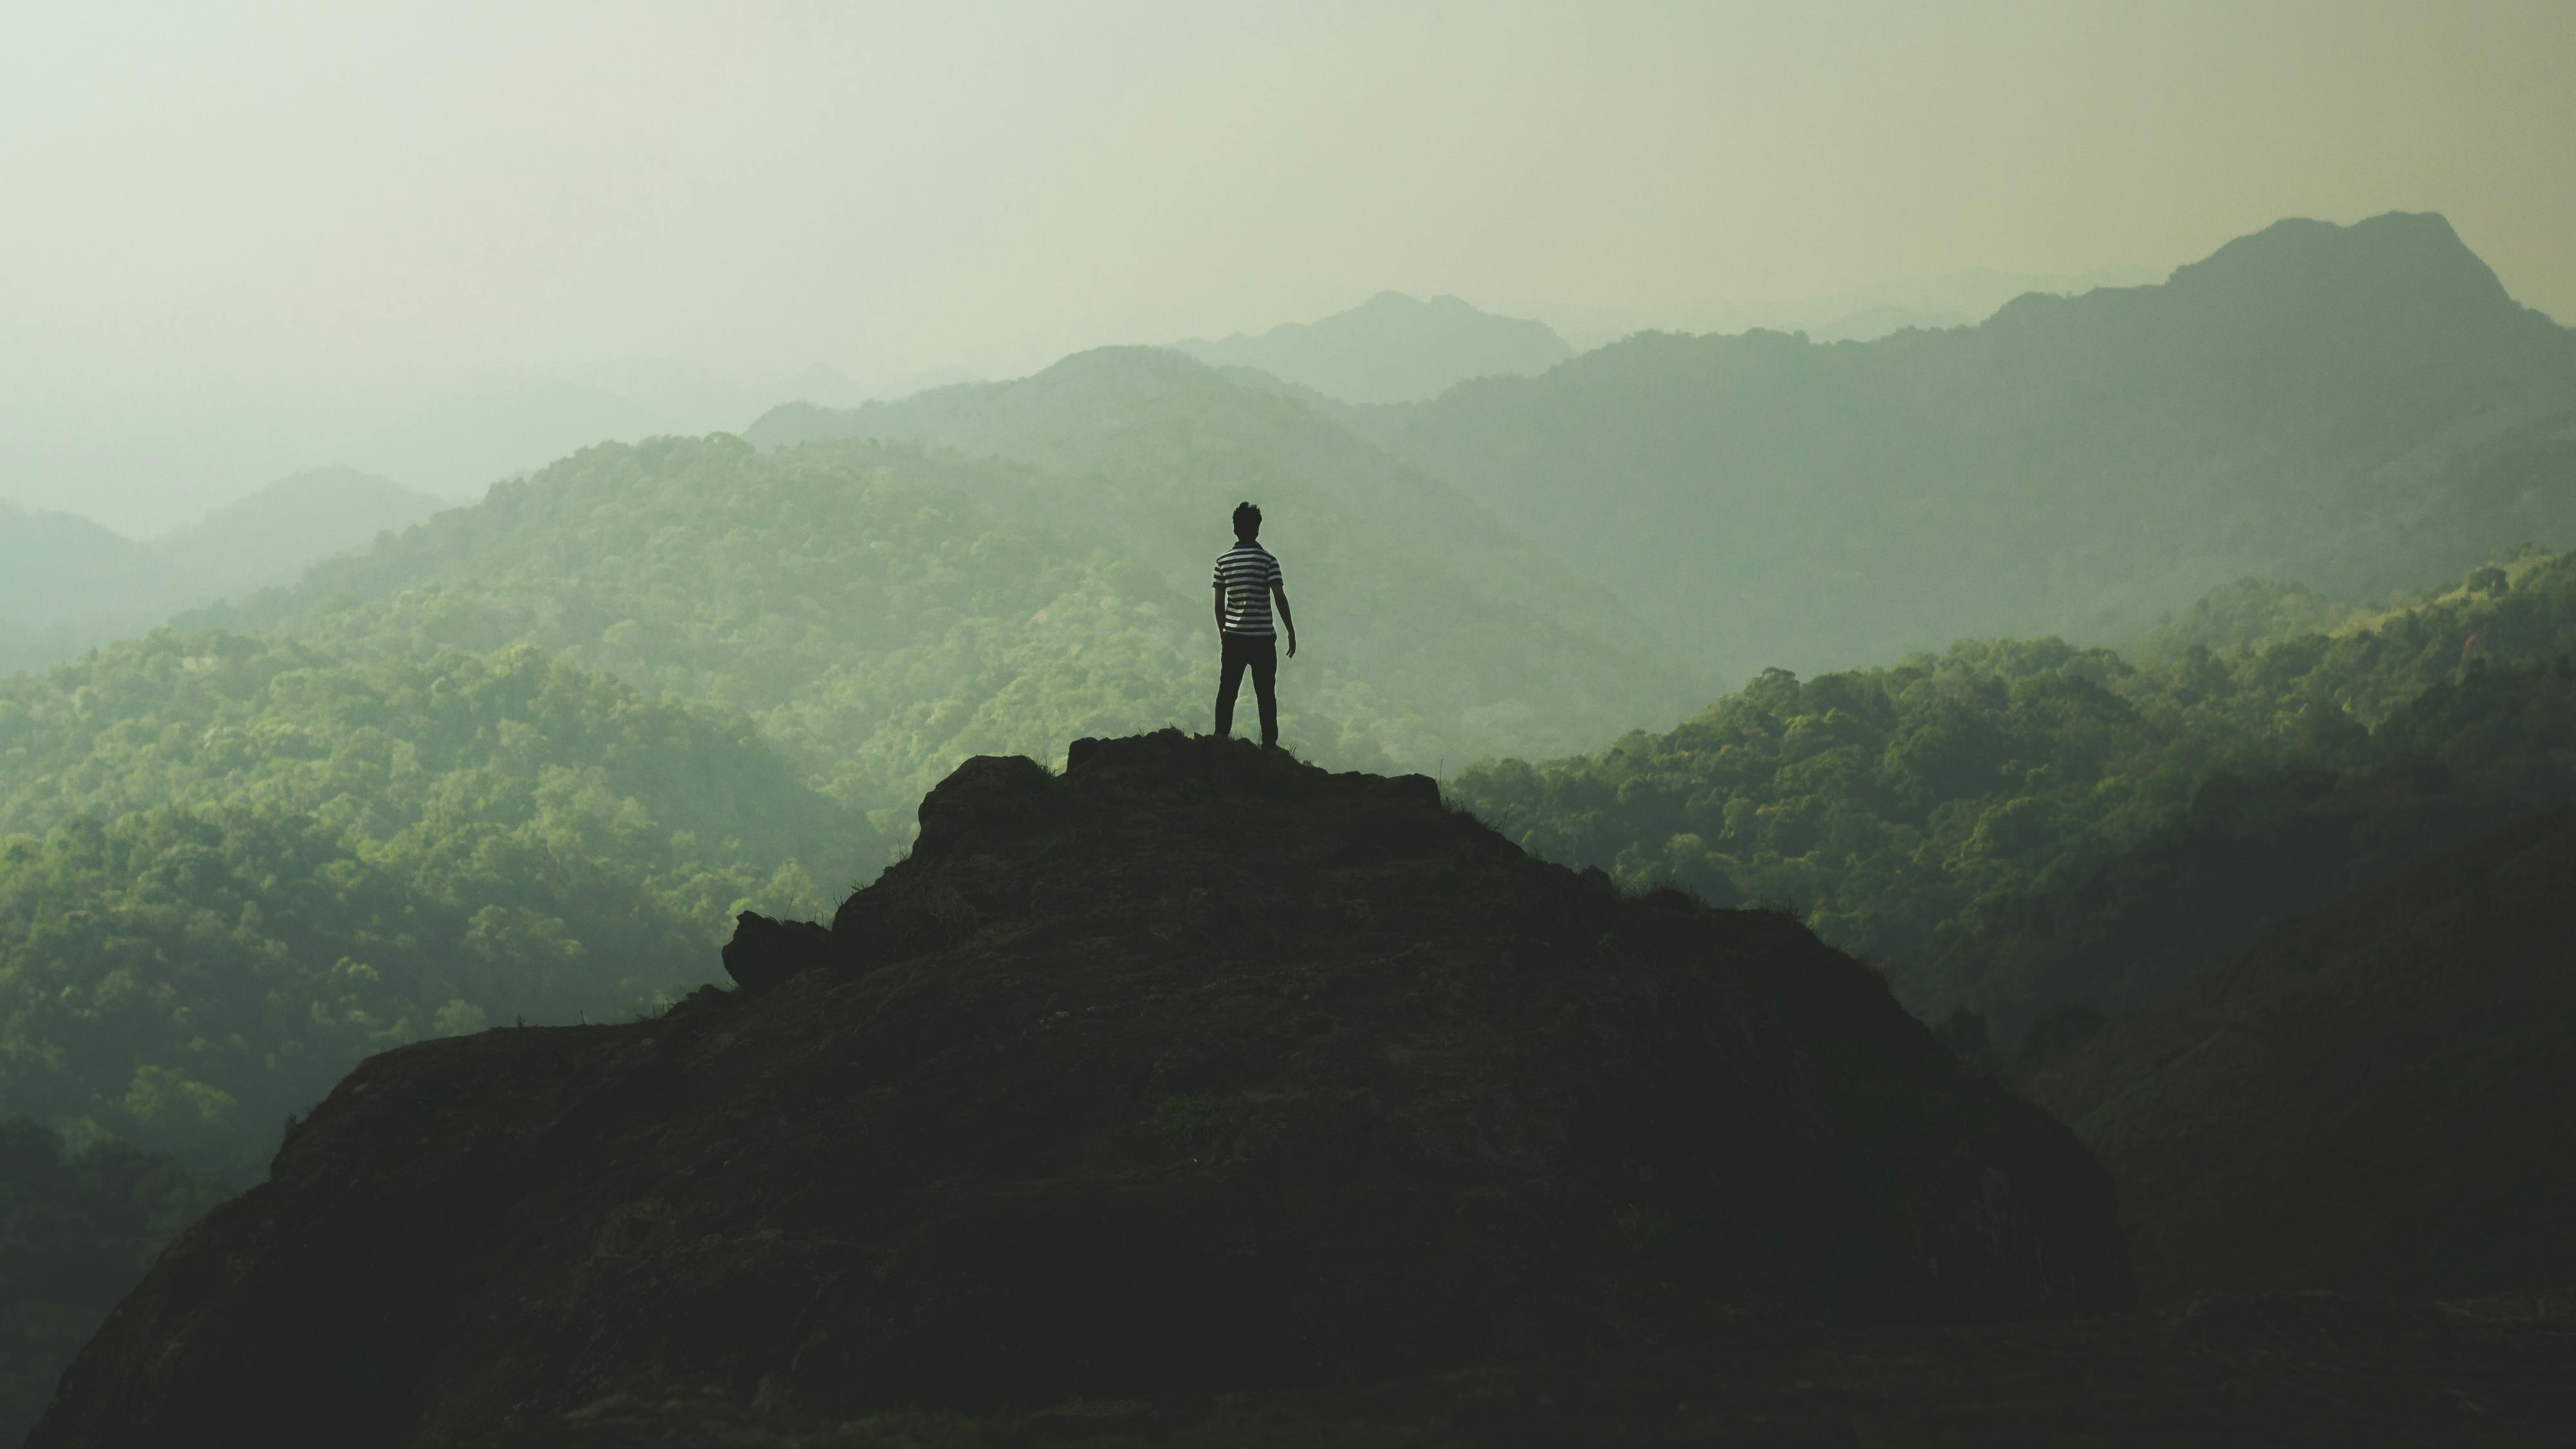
{"left": 33, "top": 732, "right": 2127, "bottom": 1447}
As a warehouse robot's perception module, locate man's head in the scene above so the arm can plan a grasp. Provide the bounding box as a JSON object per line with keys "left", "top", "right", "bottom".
{"left": 1232, "top": 500, "right": 1262, "bottom": 542}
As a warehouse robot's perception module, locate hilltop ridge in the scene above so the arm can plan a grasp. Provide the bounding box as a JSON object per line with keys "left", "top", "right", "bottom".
{"left": 35, "top": 731, "right": 2125, "bottom": 1446}
{"left": 1168, "top": 291, "right": 1575, "bottom": 403}
{"left": 1355, "top": 210, "right": 2576, "bottom": 677}
{"left": 0, "top": 469, "right": 447, "bottom": 675}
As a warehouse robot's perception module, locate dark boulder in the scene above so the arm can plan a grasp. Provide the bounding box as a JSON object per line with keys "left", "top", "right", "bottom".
{"left": 718, "top": 912, "right": 834, "bottom": 994}
{"left": 912, "top": 752, "right": 1060, "bottom": 852}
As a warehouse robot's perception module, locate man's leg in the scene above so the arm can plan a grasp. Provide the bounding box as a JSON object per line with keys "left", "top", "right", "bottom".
{"left": 1214, "top": 633, "right": 1249, "bottom": 738}
{"left": 1250, "top": 635, "right": 1280, "bottom": 747}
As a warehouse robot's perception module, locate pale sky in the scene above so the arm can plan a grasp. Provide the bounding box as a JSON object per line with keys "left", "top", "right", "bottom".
{"left": 5, "top": 0, "right": 2572, "bottom": 533}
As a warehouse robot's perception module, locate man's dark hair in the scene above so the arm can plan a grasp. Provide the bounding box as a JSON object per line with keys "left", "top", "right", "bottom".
{"left": 1232, "top": 501, "right": 1262, "bottom": 540}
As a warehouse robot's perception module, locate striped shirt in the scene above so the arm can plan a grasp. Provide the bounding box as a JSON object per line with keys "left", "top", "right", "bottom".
{"left": 1213, "top": 542, "right": 1284, "bottom": 636}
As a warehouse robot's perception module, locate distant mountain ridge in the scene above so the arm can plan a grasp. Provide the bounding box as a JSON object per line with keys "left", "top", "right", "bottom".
{"left": 760, "top": 212, "right": 2576, "bottom": 695}
{"left": 0, "top": 504, "right": 167, "bottom": 678}
{"left": 0, "top": 469, "right": 446, "bottom": 675}
{"left": 151, "top": 467, "right": 449, "bottom": 603}
{"left": 1349, "top": 211, "right": 2576, "bottom": 680}
{"left": 1541, "top": 264, "right": 2163, "bottom": 348}
{"left": 1168, "top": 290, "right": 1574, "bottom": 403}
{"left": 207, "top": 401, "right": 1702, "bottom": 827}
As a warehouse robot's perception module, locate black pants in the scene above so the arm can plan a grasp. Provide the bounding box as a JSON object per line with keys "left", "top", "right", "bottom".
{"left": 1215, "top": 631, "right": 1278, "bottom": 745}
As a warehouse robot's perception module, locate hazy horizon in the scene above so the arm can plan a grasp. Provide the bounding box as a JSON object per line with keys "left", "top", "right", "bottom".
{"left": 6, "top": 1, "right": 2573, "bottom": 534}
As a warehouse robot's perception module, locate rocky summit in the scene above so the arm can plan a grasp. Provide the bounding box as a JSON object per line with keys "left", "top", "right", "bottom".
{"left": 34, "top": 732, "right": 2128, "bottom": 1447}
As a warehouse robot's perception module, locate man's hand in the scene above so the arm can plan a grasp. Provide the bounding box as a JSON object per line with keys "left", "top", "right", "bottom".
{"left": 1286, "top": 630, "right": 1298, "bottom": 659}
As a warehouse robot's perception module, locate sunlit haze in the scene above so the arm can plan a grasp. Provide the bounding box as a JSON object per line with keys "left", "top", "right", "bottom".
{"left": 5, "top": 0, "right": 2572, "bottom": 532}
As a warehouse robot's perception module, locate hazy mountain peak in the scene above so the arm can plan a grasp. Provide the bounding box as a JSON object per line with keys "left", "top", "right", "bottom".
{"left": 1032, "top": 342, "right": 1225, "bottom": 389}
{"left": 150, "top": 467, "right": 451, "bottom": 606}
{"left": 162, "top": 465, "right": 449, "bottom": 534}
{"left": 1169, "top": 292, "right": 1575, "bottom": 403}
{"left": 2167, "top": 210, "right": 2522, "bottom": 313}
{"left": 0, "top": 501, "right": 158, "bottom": 623}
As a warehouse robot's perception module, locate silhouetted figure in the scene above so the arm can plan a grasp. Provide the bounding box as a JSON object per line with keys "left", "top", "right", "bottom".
{"left": 1213, "top": 501, "right": 1297, "bottom": 747}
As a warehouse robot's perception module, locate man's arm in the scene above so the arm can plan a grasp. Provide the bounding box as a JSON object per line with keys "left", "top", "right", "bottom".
{"left": 1272, "top": 584, "right": 1296, "bottom": 658}
{"left": 1213, "top": 584, "right": 1226, "bottom": 633}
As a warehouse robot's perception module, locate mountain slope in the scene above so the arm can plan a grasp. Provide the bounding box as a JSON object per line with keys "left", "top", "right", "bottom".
{"left": 210, "top": 366, "right": 1695, "bottom": 826}
{"left": 151, "top": 467, "right": 449, "bottom": 604}
{"left": 1353, "top": 212, "right": 2576, "bottom": 679}
{"left": 32, "top": 734, "right": 2126, "bottom": 1446}
{"left": 0, "top": 505, "right": 167, "bottom": 676}
{"left": 0, "top": 632, "right": 866, "bottom": 1170}
{"left": 1923, "top": 655, "right": 2576, "bottom": 1038}
{"left": 747, "top": 346, "right": 1668, "bottom": 664}
{"left": 2020, "top": 803, "right": 2576, "bottom": 1302}
{"left": 1168, "top": 291, "right": 1574, "bottom": 403}
{"left": 1450, "top": 549, "right": 2576, "bottom": 1005}
{"left": 0, "top": 471, "right": 451, "bottom": 677}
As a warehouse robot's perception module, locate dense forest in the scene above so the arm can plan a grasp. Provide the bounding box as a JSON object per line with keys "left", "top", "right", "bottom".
{"left": 1449, "top": 548, "right": 2576, "bottom": 1023}
{"left": 0, "top": 634, "right": 861, "bottom": 1170}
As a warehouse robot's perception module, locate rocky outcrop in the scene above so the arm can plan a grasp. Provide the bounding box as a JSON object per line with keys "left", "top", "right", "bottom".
{"left": 718, "top": 911, "right": 832, "bottom": 993}
{"left": 33, "top": 731, "right": 2128, "bottom": 1448}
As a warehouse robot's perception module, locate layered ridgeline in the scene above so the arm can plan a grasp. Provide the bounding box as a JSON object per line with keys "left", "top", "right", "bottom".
{"left": 1351, "top": 212, "right": 2576, "bottom": 678}
{"left": 1451, "top": 548, "right": 2576, "bottom": 1013}
{"left": 1166, "top": 290, "right": 1576, "bottom": 403}
{"left": 740, "top": 347, "right": 1658, "bottom": 666}
{"left": 32, "top": 734, "right": 2131, "bottom": 1447}
{"left": 742, "top": 346, "right": 1692, "bottom": 751}
{"left": 0, "top": 634, "right": 866, "bottom": 1173}
{"left": 0, "top": 471, "right": 449, "bottom": 675}
{"left": 209, "top": 359, "right": 1695, "bottom": 838}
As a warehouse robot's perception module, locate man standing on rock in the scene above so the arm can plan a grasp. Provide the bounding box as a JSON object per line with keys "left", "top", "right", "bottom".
{"left": 1213, "top": 500, "right": 1296, "bottom": 749}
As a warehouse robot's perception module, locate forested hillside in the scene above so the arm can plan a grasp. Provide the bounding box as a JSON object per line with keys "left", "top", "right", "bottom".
{"left": 1354, "top": 212, "right": 2576, "bottom": 678}
{"left": 4, "top": 341, "right": 1699, "bottom": 1338}
{"left": 209, "top": 411, "right": 1697, "bottom": 838}
{"left": 745, "top": 345, "right": 1665, "bottom": 671}
{"left": 0, "top": 634, "right": 860, "bottom": 1172}
{"left": 1450, "top": 548, "right": 2576, "bottom": 1016}
{"left": 1921, "top": 657, "right": 2575, "bottom": 1037}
